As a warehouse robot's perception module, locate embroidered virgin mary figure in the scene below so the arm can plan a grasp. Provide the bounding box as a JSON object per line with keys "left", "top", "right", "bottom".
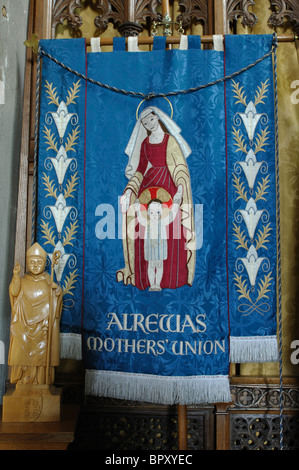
{"left": 117, "top": 106, "right": 196, "bottom": 290}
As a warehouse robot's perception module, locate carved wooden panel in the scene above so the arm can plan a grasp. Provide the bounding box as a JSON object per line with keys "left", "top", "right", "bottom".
{"left": 269, "top": 0, "right": 299, "bottom": 35}
{"left": 231, "top": 414, "right": 299, "bottom": 450}
{"left": 94, "top": 0, "right": 160, "bottom": 36}
{"left": 176, "top": 0, "right": 208, "bottom": 29}
{"left": 69, "top": 400, "right": 215, "bottom": 450}
{"left": 52, "top": 0, "right": 83, "bottom": 30}
{"left": 226, "top": 0, "right": 258, "bottom": 28}
{"left": 230, "top": 384, "right": 299, "bottom": 410}
{"left": 52, "top": 0, "right": 160, "bottom": 36}
{"left": 230, "top": 381, "right": 299, "bottom": 450}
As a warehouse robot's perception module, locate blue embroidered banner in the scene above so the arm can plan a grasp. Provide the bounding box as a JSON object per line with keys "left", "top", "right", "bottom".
{"left": 35, "top": 34, "right": 279, "bottom": 405}
{"left": 36, "top": 39, "right": 86, "bottom": 360}
{"left": 225, "top": 35, "right": 279, "bottom": 363}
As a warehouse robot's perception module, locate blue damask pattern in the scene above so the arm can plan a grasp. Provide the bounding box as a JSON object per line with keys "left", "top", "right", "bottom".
{"left": 36, "top": 39, "right": 86, "bottom": 338}
{"left": 35, "top": 35, "right": 279, "bottom": 403}
{"left": 82, "top": 44, "right": 229, "bottom": 381}
{"left": 225, "top": 36, "right": 278, "bottom": 340}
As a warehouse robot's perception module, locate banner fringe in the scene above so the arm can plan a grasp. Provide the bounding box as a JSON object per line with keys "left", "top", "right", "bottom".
{"left": 230, "top": 335, "right": 278, "bottom": 363}
{"left": 60, "top": 333, "right": 82, "bottom": 360}
{"left": 85, "top": 370, "right": 232, "bottom": 405}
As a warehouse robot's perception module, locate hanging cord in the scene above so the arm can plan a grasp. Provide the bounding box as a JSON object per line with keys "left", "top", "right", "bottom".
{"left": 31, "top": 43, "right": 42, "bottom": 245}
{"left": 38, "top": 37, "right": 278, "bottom": 100}
{"left": 273, "top": 34, "right": 284, "bottom": 450}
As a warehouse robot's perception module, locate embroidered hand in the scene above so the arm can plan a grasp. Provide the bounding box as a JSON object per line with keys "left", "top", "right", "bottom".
{"left": 120, "top": 189, "right": 132, "bottom": 213}
{"left": 134, "top": 198, "right": 140, "bottom": 212}
{"left": 173, "top": 184, "right": 183, "bottom": 205}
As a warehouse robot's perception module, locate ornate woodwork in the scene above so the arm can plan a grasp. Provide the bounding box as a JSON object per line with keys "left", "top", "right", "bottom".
{"left": 269, "top": 0, "right": 299, "bottom": 35}
{"left": 226, "top": 0, "right": 258, "bottom": 28}
{"left": 230, "top": 383, "right": 299, "bottom": 409}
{"left": 57, "top": 371, "right": 299, "bottom": 450}
{"left": 60, "top": 378, "right": 299, "bottom": 450}
{"left": 52, "top": 0, "right": 83, "bottom": 30}
{"left": 231, "top": 414, "right": 299, "bottom": 450}
{"left": 176, "top": 0, "right": 208, "bottom": 29}
{"left": 49, "top": 0, "right": 299, "bottom": 36}
{"left": 68, "top": 399, "right": 215, "bottom": 450}
{"left": 52, "top": 0, "right": 160, "bottom": 37}
{"left": 94, "top": 0, "right": 160, "bottom": 36}
{"left": 229, "top": 379, "right": 299, "bottom": 450}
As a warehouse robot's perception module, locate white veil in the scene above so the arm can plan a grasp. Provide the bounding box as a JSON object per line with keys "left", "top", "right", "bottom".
{"left": 124, "top": 106, "right": 192, "bottom": 179}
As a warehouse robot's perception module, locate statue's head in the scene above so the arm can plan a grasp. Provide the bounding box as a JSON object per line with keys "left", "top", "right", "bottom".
{"left": 26, "top": 243, "right": 47, "bottom": 276}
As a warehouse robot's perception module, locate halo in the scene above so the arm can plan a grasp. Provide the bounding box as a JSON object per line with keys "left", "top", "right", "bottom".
{"left": 136, "top": 97, "right": 173, "bottom": 121}
{"left": 138, "top": 187, "right": 173, "bottom": 220}
{"left": 139, "top": 187, "right": 172, "bottom": 207}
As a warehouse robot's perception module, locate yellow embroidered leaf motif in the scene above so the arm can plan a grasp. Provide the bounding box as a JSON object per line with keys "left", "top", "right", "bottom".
{"left": 255, "top": 272, "right": 273, "bottom": 303}
{"left": 232, "top": 80, "right": 247, "bottom": 106}
{"left": 234, "top": 273, "right": 252, "bottom": 302}
{"left": 233, "top": 173, "right": 248, "bottom": 202}
{"left": 65, "top": 126, "right": 80, "bottom": 152}
{"left": 40, "top": 220, "right": 56, "bottom": 246}
{"left": 62, "top": 220, "right": 79, "bottom": 247}
{"left": 232, "top": 127, "right": 247, "bottom": 154}
{"left": 65, "top": 80, "right": 81, "bottom": 106}
{"left": 45, "top": 81, "right": 60, "bottom": 106}
{"left": 62, "top": 269, "right": 78, "bottom": 296}
{"left": 63, "top": 173, "right": 79, "bottom": 199}
{"left": 255, "top": 174, "right": 270, "bottom": 202}
{"left": 43, "top": 126, "right": 58, "bottom": 152}
{"left": 233, "top": 223, "right": 248, "bottom": 250}
{"left": 255, "top": 223, "right": 272, "bottom": 251}
{"left": 254, "top": 79, "right": 269, "bottom": 106}
{"left": 42, "top": 173, "right": 57, "bottom": 199}
{"left": 254, "top": 127, "right": 270, "bottom": 153}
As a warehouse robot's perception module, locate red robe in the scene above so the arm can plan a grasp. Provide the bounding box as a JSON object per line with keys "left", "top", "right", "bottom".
{"left": 134, "top": 134, "right": 188, "bottom": 290}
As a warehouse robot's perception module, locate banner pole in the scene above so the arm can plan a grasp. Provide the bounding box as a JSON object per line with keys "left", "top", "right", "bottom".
{"left": 160, "top": 0, "right": 188, "bottom": 448}
{"left": 161, "top": 0, "right": 170, "bottom": 16}
{"left": 165, "top": 0, "right": 186, "bottom": 444}
{"left": 177, "top": 404, "right": 188, "bottom": 450}
{"left": 86, "top": 35, "right": 297, "bottom": 46}
{"left": 46, "top": 250, "right": 60, "bottom": 385}
{"left": 25, "top": 34, "right": 298, "bottom": 53}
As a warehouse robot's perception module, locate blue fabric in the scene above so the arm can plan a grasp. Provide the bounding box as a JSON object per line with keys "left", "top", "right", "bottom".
{"left": 82, "top": 45, "right": 228, "bottom": 381}
{"left": 36, "top": 39, "right": 86, "bottom": 337}
{"left": 35, "top": 35, "right": 279, "bottom": 403}
{"left": 113, "top": 37, "right": 126, "bottom": 51}
{"left": 153, "top": 36, "right": 166, "bottom": 50}
{"left": 188, "top": 35, "right": 201, "bottom": 48}
{"left": 225, "top": 35, "right": 278, "bottom": 340}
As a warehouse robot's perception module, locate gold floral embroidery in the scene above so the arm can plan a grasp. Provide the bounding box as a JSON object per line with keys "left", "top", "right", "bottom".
{"left": 39, "top": 80, "right": 81, "bottom": 304}
{"left": 232, "top": 80, "right": 273, "bottom": 316}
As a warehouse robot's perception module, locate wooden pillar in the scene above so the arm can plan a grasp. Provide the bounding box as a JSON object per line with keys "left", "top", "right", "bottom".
{"left": 214, "top": 0, "right": 228, "bottom": 35}
{"left": 161, "top": 0, "right": 170, "bottom": 16}
{"left": 14, "top": 0, "right": 54, "bottom": 273}
{"left": 14, "top": 0, "right": 35, "bottom": 274}
{"left": 215, "top": 403, "right": 231, "bottom": 450}
{"left": 177, "top": 405, "right": 188, "bottom": 450}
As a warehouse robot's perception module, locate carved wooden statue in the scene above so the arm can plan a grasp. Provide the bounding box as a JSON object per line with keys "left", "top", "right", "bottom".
{"left": 8, "top": 243, "right": 62, "bottom": 385}
{"left": 2, "top": 243, "right": 63, "bottom": 422}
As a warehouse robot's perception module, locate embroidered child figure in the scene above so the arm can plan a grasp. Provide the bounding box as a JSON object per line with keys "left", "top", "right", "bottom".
{"left": 134, "top": 184, "right": 183, "bottom": 291}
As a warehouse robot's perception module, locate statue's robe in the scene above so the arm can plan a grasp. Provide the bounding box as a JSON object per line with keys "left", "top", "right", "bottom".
{"left": 8, "top": 272, "right": 62, "bottom": 384}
